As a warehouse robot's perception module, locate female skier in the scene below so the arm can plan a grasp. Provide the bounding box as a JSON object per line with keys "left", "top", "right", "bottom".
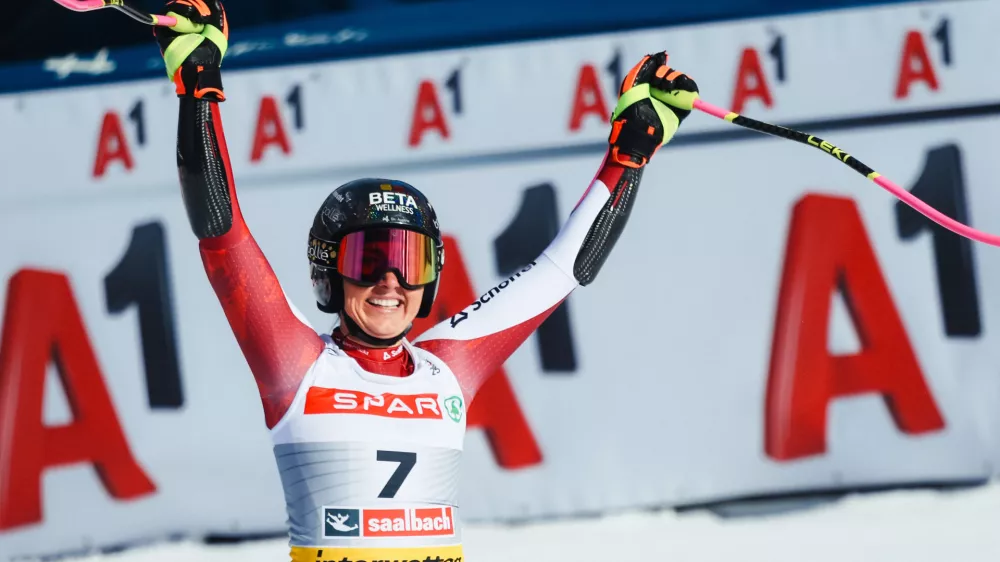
{"left": 155, "top": 1, "right": 699, "bottom": 560}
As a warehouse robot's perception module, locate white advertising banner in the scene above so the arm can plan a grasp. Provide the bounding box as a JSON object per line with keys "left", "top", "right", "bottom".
{"left": 2, "top": 0, "right": 1000, "bottom": 559}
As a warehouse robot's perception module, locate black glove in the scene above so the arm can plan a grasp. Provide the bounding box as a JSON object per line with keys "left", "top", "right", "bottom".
{"left": 154, "top": 0, "right": 229, "bottom": 101}
{"left": 608, "top": 52, "right": 699, "bottom": 167}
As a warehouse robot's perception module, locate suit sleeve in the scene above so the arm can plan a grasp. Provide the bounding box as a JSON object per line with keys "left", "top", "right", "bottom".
{"left": 177, "top": 98, "right": 325, "bottom": 428}
{"left": 414, "top": 151, "right": 642, "bottom": 404}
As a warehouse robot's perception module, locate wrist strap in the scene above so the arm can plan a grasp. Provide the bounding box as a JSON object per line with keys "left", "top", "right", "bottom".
{"left": 608, "top": 116, "right": 659, "bottom": 168}
{"left": 173, "top": 65, "right": 225, "bottom": 101}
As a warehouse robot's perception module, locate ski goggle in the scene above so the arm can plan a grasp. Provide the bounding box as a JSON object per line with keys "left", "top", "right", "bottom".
{"left": 336, "top": 228, "right": 439, "bottom": 289}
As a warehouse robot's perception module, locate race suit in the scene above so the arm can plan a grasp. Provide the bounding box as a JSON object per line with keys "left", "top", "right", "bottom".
{"left": 175, "top": 98, "right": 643, "bottom": 562}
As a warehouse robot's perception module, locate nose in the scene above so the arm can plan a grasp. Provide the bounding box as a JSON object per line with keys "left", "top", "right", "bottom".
{"left": 377, "top": 271, "right": 401, "bottom": 289}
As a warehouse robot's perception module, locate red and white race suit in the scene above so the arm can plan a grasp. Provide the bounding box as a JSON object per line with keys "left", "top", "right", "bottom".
{"left": 178, "top": 99, "right": 636, "bottom": 562}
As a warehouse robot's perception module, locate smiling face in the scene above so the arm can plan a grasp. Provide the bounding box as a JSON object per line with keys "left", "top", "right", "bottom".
{"left": 341, "top": 272, "right": 425, "bottom": 344}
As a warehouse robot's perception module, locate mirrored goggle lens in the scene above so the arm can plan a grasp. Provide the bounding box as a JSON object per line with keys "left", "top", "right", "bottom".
{"left": 337, "top": 228, "right": 438, "bottom": 287}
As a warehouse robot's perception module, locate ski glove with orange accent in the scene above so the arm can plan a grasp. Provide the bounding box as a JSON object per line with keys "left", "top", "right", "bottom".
{"left": 154, "top": 0, "right": 229, "bottom": 101}
{"left": 608, "top": 52, "right": 699, "bottom": 168}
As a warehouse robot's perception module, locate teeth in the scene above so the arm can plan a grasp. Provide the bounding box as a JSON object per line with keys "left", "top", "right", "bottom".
{"left": 368, "top": 298, "right": 401, "bottom": 308}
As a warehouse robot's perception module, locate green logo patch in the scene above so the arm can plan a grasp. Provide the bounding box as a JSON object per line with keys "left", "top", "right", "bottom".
{"left": 444, "top": 395, "right": 464, "bottom": 423}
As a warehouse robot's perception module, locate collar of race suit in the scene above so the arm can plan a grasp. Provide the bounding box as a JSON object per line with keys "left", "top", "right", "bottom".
{"left": 331, "top": 329, "right": 414, "bottom": 377}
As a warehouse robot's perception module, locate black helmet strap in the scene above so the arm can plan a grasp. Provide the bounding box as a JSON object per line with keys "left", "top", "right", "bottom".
{"left": 339, "top": 311, "right": 412, "bottom": 348}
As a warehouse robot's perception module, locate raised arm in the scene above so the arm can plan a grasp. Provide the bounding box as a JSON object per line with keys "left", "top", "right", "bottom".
{"left": 415, "top": 53, "right": 699, "bottom": 403}
{"left": 157, "top": 1, "right": 324, "bottom": 428}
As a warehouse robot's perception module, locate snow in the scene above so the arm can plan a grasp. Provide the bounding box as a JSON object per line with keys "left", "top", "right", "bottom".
{"left": 70, "top": 483, "right": 1000, "bottom": 562}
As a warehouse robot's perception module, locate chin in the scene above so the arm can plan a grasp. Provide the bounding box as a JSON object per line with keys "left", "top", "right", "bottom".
{"left": 365, "top": 321, "right": 409, "bottom": 339}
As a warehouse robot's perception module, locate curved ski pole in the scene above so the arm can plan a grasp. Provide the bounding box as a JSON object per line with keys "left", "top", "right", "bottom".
{"left": 692, "top": 98, "right": 1000, "bottom": 248}
{"left": 50, "top": 0, "right": 203, "bottom": 29}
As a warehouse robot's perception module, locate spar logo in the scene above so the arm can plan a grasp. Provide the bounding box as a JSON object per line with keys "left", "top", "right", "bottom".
{"left": 304, "top": 387, "right": 443, "bottom": 419}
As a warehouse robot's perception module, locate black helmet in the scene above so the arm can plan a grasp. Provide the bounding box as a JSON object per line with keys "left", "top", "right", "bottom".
{"left": 307, "top": 178, "right": 444, "bottom": 321}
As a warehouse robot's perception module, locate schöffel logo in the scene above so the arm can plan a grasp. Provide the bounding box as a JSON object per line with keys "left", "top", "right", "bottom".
{"left": 323, "top": 508, "right": 361, "bottom": 537}
{"left": 449, "top": 262, "right": 536, "bottom": 328}
{"left": 304, "top": 388, "right": 442, "bottom": 419}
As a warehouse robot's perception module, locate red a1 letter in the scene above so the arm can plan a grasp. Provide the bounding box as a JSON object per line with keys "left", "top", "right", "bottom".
{"left": 410, "top": 237, "right": 542, "bottom": 469}
{"left": 731, "top": 47, "right": 774, "bottom": 114}
{"left": 250, "top": 96, "right": 292, "bottom": 162}
{"left": 0, "top": 270, "right": 156, "bottom": 530}
{"left": 764, "top": 194, "right": 945, "bottom": 461}
{"left": 409, "top": 80, "right": 451, "bottom": 148}
{"left": 895, "top": 30, "right": 939, "bottom": 99}
{"left": 93, "top": 111, "right": 134, "bottom": 178}
{"left": 568, "top": 64, "right": 609, "bottom": 131}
